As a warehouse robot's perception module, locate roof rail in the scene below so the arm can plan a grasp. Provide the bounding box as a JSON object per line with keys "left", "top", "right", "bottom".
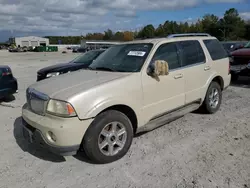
{"left": 167, "top": 33, "right": 211, "bottom": 38}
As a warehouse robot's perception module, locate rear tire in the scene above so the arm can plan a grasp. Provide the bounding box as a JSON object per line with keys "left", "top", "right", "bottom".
{"left": 201, "top": 81, "right": 222, "bottom": 114}
{"left": 82, "top": 110, "right": 133, "bottom": 164}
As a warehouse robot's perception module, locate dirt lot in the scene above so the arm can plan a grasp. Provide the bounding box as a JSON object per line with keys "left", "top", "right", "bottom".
{"left": 0, "top": 50, "right": 249, "bottom": 188}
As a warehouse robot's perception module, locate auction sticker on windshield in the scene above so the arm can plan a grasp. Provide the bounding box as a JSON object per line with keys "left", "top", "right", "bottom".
{"left": 127, "top": 51, "right": 146, "bottom": 57}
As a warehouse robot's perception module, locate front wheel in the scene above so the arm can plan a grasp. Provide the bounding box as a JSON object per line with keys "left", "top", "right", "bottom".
{"left": 201, "top": 81, "right": 222, "bottom": 114}
{"left": 82, "top": 110, "right": 133, "bottom": 164}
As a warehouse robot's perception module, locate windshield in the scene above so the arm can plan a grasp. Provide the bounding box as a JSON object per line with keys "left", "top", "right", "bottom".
{"left": 72, "top": 50, "right": 104, "bottom": 64}
{"left": 89, "top": 43, "right": 153, "bottom": 72}
{"left": 244, "top": 41, "right": 250, "bottom": 48}
{"left": 222, "top": 43, "right": 235, "bottom": 51}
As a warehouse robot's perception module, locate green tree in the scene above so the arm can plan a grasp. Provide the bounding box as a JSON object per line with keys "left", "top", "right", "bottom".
{"left": 137, "top": 24, "right": 155, "bottom": 38}
{"left": 244, "top": 20, "right": 250, "bottom": 40}
{"left": 103, "top": 29, "right": 113, "bottom": 40}
{"left": 220, "top": 8, "right": 246, "bottom": 40}
{"left": 201, "top": 14, "right": 220, "bottom": 38}
{"left": 155, "top": 24, "right": 165, "bottom": 37}
{"left": 112, "top": 31, "right": 124, "bottom": 41}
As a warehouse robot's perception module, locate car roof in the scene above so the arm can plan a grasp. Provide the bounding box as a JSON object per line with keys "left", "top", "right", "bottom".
{"left": 119, "top": 36, "right": 217, "bottom": 45}
{"left": 0, "top": 65, "right": 10, "bottom": 69}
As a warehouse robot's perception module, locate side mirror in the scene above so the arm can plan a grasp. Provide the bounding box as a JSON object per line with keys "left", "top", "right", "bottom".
{"left": 147, "top": 60, "right": 169, "bottom": 77}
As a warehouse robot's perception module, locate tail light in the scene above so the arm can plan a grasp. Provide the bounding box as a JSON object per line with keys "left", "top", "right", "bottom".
{"left": 2, "top": 68, "right": 12, "bottom": 76}
{"left": 2, "top": 72, "right": 11, "bottom": 76}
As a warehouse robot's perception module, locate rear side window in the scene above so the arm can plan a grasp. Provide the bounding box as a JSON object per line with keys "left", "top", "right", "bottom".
{"left": 178, "top": 40, "right": 206, "bottom": 67}
{"left": 203, "top": 39, "right": 228, "bottom": 60}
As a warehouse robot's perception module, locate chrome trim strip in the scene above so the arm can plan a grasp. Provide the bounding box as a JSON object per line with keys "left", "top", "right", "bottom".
{"left": 169, "top": 61, "right": 206, "bottom": 72}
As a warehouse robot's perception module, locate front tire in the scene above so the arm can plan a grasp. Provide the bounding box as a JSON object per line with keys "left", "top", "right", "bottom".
{"left": 82, "top": 110, "right": 133, "bottom": 164}
{"left": 201, "top": 81, "right": 222, "bottom": 114}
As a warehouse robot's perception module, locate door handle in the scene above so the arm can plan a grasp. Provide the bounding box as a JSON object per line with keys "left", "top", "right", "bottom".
{"left": 174, "top": 74, "right": 183, "bottom": 79}
{"left": 204, "top": 66, "right": 211, "bottom": 71}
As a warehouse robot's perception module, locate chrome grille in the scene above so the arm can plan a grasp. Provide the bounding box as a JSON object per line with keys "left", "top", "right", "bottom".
{"left": 26, "top": 88, "right": 49, "bottom": 116}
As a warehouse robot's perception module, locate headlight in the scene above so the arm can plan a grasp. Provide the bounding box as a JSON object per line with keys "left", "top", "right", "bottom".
{"left": 46, "top": 72, "right": 60, "bottom": 78}
{"left": 46, "top": 99, "right": 76, "bottom": 117}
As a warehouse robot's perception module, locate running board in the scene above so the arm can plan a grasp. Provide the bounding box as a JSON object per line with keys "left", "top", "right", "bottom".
{"left": 137, "top": 103, "right": 200, "bottom": 133}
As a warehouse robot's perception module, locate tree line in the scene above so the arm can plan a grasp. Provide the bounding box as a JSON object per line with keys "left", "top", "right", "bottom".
{"left": 46, "top": 8, "right": 250, "bottom": 44}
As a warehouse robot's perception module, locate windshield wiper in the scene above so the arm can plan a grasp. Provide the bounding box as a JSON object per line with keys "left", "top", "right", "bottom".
{"left": 93, "top": 67, "right": 115, "bottom": 72}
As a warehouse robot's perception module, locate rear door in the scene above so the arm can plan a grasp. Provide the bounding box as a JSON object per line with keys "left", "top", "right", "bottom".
{"left": 177, "top": 40, "right": 211, "bottom": 104}
{"left": 203, "top": 39, "right": 229, "bottom": 78}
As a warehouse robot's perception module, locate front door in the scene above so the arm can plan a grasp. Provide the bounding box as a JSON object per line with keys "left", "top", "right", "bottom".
{"left": 141, "top": 42, "right": 185, "bottom": 124}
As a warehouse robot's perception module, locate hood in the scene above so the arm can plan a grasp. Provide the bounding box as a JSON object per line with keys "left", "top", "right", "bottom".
{"left": 29, "top": 70, "right": 131, "bottom": 100}
{"left": 231, "top": 48, "right": 250, "bottom": 56}
{"left": 37, "top": 62, "right": 74, "bottom": 74}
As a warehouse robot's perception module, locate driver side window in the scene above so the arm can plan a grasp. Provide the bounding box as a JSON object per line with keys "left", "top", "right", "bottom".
{"left": 151, "top": 42, "right": 181, "bottom": 70}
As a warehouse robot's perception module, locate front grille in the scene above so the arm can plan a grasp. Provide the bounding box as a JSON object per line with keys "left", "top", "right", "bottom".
{"left": 26, "top": 88, "right": 49, "bottom": 116}
{"left": 231, "top": 56, "right": 250, "bottom": 65}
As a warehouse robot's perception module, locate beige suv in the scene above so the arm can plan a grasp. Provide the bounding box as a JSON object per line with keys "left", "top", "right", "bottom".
{"left": 22, "top": 33, "right": 231, "bottom": 163}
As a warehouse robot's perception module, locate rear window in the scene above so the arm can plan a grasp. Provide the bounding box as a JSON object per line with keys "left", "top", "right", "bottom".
{"left": 203, "top": 39, "right": 228, "bottom": 60}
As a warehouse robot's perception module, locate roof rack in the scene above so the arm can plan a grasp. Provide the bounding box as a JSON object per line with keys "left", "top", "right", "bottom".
{"left": 167, "top": 33, "right": 211, "bottom": 38}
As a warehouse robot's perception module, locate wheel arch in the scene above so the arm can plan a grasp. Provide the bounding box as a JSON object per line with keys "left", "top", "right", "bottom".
{"left": 211, "top": 76, "right": 224, "bottom": 90}
{"left": 84, "top": 101, "right": 139, "bottom": 134}
{"left": 98, "top": 105, "right": 138, "bottom": 134}
{"left": 201, "top": 74, "right": 225, "bottom": 102}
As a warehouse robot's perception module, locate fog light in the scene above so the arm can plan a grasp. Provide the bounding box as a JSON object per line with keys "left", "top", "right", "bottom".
{"left": 47, "top": 131, "right": 57, "bottom": 142}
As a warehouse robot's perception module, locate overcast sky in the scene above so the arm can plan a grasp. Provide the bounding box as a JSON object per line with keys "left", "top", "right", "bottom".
{"left": 0, "top": 0, "right": 249, "bottom": 41}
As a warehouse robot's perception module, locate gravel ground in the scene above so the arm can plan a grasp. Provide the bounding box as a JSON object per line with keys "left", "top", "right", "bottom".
{"left": 0, "top": 50, "right": 250, "bottom": 188}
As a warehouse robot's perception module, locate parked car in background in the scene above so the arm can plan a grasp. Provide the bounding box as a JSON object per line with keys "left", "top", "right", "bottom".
{"left": 77, "top": 47, "right": 88, "bottom": 53}
{"left": 0, "top": 66, "right": 18, "bottom": 99}
{"left": 22, "top": 33, "right": 230, "bottom": 164}
{"left": 72, "top": 47, "right": 79, "bottom": 53}
{"left": 8, "top": 47, "right": 27, "bottom": 53}
{"left": 36, "top": 49, "right": 105, "bottom": 81}
{"left": 229, "top": 41, "right": 250, "bottom": 81}
{"left": 221, "top": 41, "right": 247, "bottom": 53}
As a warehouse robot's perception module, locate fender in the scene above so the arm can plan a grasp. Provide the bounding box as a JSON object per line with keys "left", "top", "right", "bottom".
{"left": 80, "top": 97, "right": 143, "bottom": 126}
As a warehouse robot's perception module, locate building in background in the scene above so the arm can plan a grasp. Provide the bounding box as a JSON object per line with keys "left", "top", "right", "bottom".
{"left": 9, "top": 36, "right": 49, "bottom": 47}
